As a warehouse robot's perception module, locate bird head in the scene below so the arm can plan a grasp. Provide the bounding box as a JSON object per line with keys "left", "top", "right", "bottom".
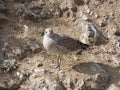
{"left": 44, "top": 28, "right": 53, "bottom": 37}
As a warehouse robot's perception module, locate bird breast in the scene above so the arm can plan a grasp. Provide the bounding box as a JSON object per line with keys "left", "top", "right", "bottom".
{"left": 43, "top": 36, "right": 56, "bottom": 50}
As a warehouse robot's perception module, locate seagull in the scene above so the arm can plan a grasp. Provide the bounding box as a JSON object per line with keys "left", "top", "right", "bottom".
{"left": 43, "top": 28, "right": 89, "bottom": 70}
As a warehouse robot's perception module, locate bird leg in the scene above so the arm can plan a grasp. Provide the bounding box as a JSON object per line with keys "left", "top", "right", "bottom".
{"left": 57, "top": 54, "right": 61, "bottom": 71}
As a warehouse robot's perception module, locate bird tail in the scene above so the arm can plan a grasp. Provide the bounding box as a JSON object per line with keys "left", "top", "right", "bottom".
{"left": 77, "top": 40, "right": 89, "bottom": 50}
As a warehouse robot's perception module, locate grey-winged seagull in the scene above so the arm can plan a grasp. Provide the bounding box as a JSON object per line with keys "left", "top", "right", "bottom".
{"left": 43, "top": 28, "right": 89, "bottom": 70}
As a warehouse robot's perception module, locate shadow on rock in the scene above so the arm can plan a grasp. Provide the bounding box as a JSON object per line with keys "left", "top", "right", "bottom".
{"left": 72, "top": 62, "right": 120, "bottom": 90}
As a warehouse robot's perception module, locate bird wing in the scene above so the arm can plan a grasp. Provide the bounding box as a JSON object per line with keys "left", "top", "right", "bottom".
{"left": 52, "top": 33, "right": 88, "bottom": 51}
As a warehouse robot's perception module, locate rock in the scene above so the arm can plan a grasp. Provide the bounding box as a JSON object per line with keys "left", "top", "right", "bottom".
{"left": 0, "top": 1, "right": 7, "bottom": 11}
{"left": 60, "top": 2, "right": 77, "bottom": 19}
{"left": 84, "top": 73, "right": 109, "bottom": 90}
{"left": 73, "top": 0, "right": 85, "bottom": 5}
{"left": 71, "top": 62, "right": 109, "bottom": 90}
{"left": 0, "top": 13, "right": 9, "bottom": 21}
{"left": 94, "top": 13, "right": 99, "bottom": 18}
{"left": 107, "top": 84, "right": 120, "bottom": 90}
{"left": 14, "top": 3, "right": 37, "bottom": 19}
{"left": 81, "top": 15, "right": 89, "bottom": 21}
{"left": 33, "top": 68, "right": 46, "bottom": 75}
{"left": 60, "top": 2, "right": 69, "bottom": 12}
{"left": 49, "top": 64, "right": 59, "bottom": 74}
{"left": 23, "top": 38, "right": 42, "bottom": 53}
{"left": 58, "top": 63, "right": 109, "bottom": 90}
{"left": 2, "top": 42, "right": 9, "bottom": 51}
{"left": 94, "top": 0, "right": 104, "bottom": 6}
{"left": 23, "top": 24, "right": 29, "bottom": 32}
{"left": 0, "top": 78, "right": 20, "bottom": 90}
{"left": 114, "top": 29, "right": 120, "bottom": 36}
{"left": 49, "top": 4, "right": 62, "bottom": 18}
{"left": 84, "top": 5, "right": 91, "bottom": 14}
{"left": 16, "top": 71, "right": 24, "bottom": 81}
{"left": 37, "top": 63, "right": 43, "bottom": 67}
{"left": 28, "top": 1, "right": 44, "bottom": 9}
{"left": 112, "top": 55, "right": 120, "bottom": 66}
{"left": 58, "top": 70, "right": 66, "bottom": 81}
{"left": 16, "top": 70, "right": 30, "bottom": 82}
{"left": 19, "top": 75, "right": 64, "bottom": 90}
{"left": 98, "top": 19, "right": 107, "bottom": 27}
{"left": 0, "top": 82, "right": 7, "bottom": 90}
{"left": 46, "top": 80, "right": 63, "bottom": 90}
{"left": 12, "top": 47, "right": 22, "bottom": 58}
{"left": 76, "top": 21, "right": 107, "bottom": 45}
{"left": 14, "top": 1, "right": 55, "bottom": 20}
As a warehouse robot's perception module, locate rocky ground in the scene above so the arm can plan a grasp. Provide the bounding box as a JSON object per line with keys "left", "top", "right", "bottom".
{"left": 0, "top": 0, "right": 120, "bottom": 90}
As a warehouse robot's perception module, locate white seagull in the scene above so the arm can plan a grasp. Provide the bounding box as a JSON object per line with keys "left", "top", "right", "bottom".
{"left": 43, "top": 28, "right": 89, "bottom": 70}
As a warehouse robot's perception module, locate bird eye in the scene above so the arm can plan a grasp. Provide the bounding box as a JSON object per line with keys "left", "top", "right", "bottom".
{"left": 44, "top": 31, "right": 47, "bottom": 34}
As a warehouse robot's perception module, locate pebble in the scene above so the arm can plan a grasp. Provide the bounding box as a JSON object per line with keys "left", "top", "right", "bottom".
{"left": 33, "top": 68, "right": 46, "bottom": 75}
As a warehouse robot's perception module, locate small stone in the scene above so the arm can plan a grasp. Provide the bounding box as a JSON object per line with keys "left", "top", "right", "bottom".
{"left": 34, "top": 68, "right": 46, "bottom": 75}
{"left": 38, "top": 28, "right": 44, "bottom": 36}
{"left": 73, "top": 55, "right": 79, "bottom": 61}
{"left": 2, "top": 42, "right": 9, "bottom": 51}
{"left": 94, "top": 13, "right": 99, "bottom": 18}
{"left": 78, "top": 11, "right": 83, "bottom": 18}
{"left": 94, "top": 0, "right": 101, "bottom": 6}
{"left": 84, "top": 5, "right": 91, "bottom": 14}
{"left": 82, "top": 15, "right": 89, "bottom": 20}
{"left": 16, "top": 71, "right": 24, "bottom": 80}
{"left": 12, "top": 47, "right": 22, "bottom": 56}
{"left": 98, "top": 19, "right": 107, "bottom": 27}
{"left": 46, "top": 79, "right": 64, "bottom": 90}
{"left": 112, "top": 56, "right": 120, "bottom": 66}
{"left": 0, "top": 82, "right": 7, "bottom": 89}
{"left": 49, "top": 64, "right": 59, "bottom": 74}
{"left": 24, "top": 25, "right": 29, "bottom": 32}
{"left": 73, "top": 0, "right": 85, "bottom": 5}
{"left": 0, "top": 13, "right": 9, "bottom": 21}
{"left": 107, "top": 84, "right": 120, "bottom": 90}
{"left": 58, "top": 70, "right": 66, "bottom": 81}
{"left": 37, "top": 63, "right": 43, "bottom": 67}
{"left": 0, "top": 1, "right": 7, "bottom": 11}
{"left": 23, "top": 38, "right": 42, "bottom": 53}
{"left": 7, "top": 79, "right": 20, "bottom": 89}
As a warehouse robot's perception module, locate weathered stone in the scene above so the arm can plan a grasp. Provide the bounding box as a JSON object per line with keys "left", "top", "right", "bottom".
{"left": 16, "top": 71, "right": 24, "bottom": 81}
{"left": 73, "top": 0, "right": 85, "bottom": 5}
{"left": 0, "top": 82, "right": 7, "bottom": 90}
{"left": 12, "top": 47, "right": 22, "bottom": 58}
{"left": 107, "top": 84, "right": 120, "bottom": 90}
{"left": 0, "top": 1, "right": 7, "bottom": 11}
{"left": 81, "top": 15, "right": 89, "bottom": 21}
{"left": 19, "top": 75, "right": 64, "bottom": 90}
{"left": 60, "top": 2, "right": 77, "bottom": 19}
{"left": 33, "top": 68, "right": 46, "bottom": 75}
{"left": 72, "top": 62, "right": 109, "bottom": 90}
{"left": 76, "top": 21, "right": 107, "bottom": 45}
{"left": 23, "top": 38, "right": 42, "bottom": 53}
{"left": 0, "top": 78, "right": 20, "bottom": 90}
{"left": 49, "top": 64, "right": 59, "bottom": 74}
{"left": 0, "top": 13, "right": 9, "bottom": 21}
{"left": 98, "top": 19, "right": 107, "bottom": 27}
{"left": 94, "top": 0, "right": 104, "bottom": 6}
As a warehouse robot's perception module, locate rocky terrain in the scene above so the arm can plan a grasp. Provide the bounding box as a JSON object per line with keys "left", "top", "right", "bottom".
{"left": 0, "top": 0, "right": 120, "bottom": 90}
